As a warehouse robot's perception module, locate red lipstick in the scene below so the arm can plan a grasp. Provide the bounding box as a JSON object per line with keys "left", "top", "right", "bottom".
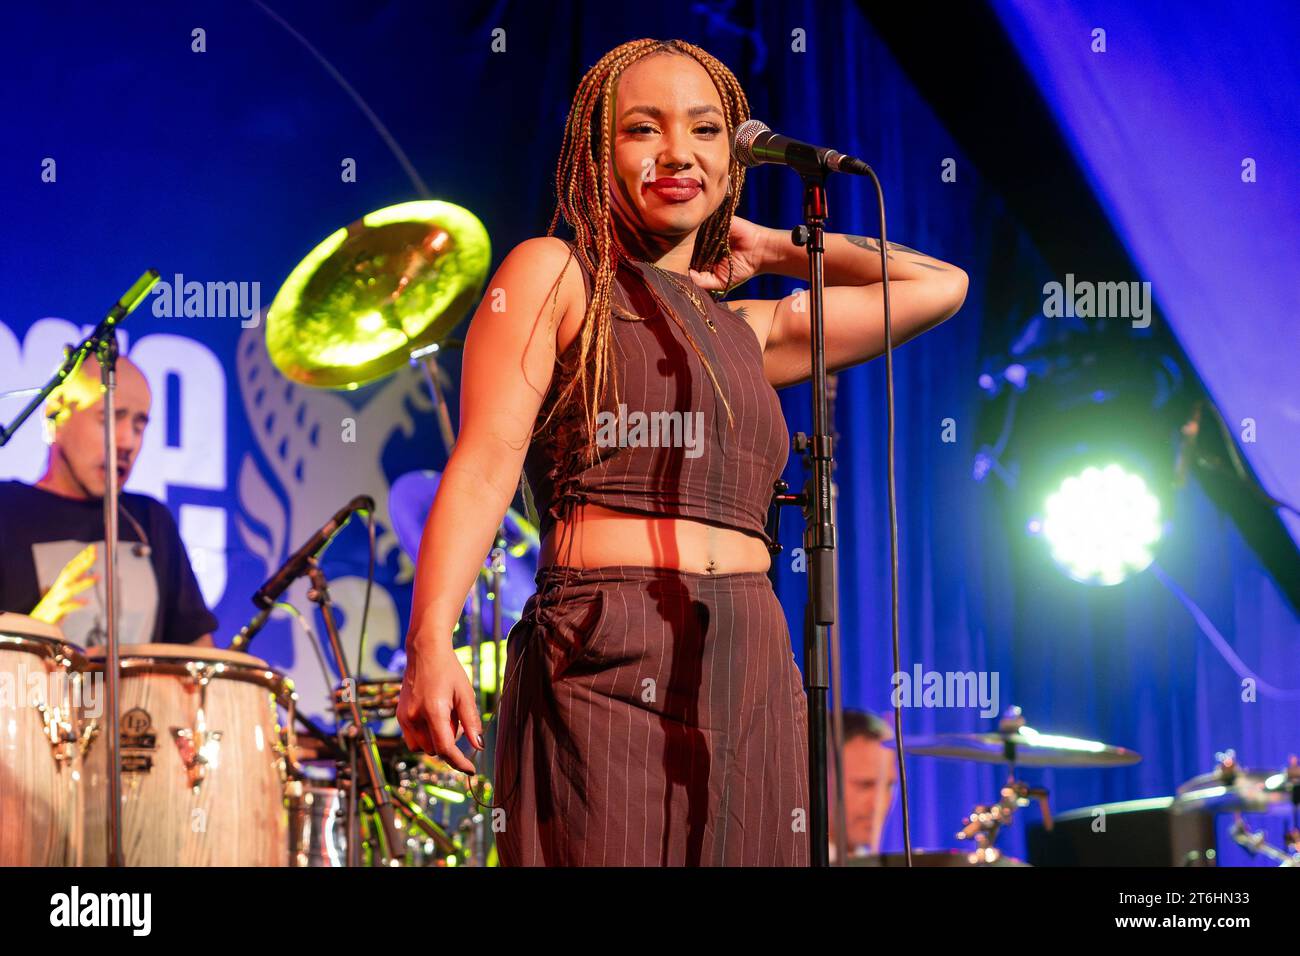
{"left": 644, "top": 178, "right": 702, "bottom": 202}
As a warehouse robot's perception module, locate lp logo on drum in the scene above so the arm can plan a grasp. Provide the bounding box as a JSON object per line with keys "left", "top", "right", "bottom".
{"left": 122, "top": 707, "right": 152, "bottom": 738}
{"left": 120, "top": 707, "right": 156, "bottom": 774}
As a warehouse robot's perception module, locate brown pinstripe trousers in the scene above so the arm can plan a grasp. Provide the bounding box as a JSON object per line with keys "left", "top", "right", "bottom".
{"left": 493, "top": 564, "right": 811, "bottom": 866}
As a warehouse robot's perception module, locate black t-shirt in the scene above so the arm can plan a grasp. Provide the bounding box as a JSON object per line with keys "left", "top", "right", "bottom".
{"left": 0, "top": 480, "right": 218, "bottom": 647}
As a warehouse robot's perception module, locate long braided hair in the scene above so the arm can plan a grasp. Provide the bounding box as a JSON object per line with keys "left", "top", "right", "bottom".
{"left": 478, "top": 43, "right": 754, "bottom": 820}
{"left": 538, "top": 38, "right": 750, "bottom": 463}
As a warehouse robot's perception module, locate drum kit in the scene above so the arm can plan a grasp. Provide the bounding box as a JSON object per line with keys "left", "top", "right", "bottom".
{"left": 855, "top": 706, "right": 1298, "bottom": 867}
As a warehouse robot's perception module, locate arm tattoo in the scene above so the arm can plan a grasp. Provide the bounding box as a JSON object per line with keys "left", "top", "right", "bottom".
{"left": 726, "top": 303, "right": 750, "bottom": 323}
{"left": 844, "top": 234, "right": 949, "bottom": 272}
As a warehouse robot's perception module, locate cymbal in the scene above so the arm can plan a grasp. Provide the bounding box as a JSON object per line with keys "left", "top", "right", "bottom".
{"left": 1175, "top": 754, "right": 1298, "bottom": 814}
{"left": 901, "top": 726, "right": 1141, "bottom": 768}
{"left": 266, "top": 201, "right": 490, "bottom": 389}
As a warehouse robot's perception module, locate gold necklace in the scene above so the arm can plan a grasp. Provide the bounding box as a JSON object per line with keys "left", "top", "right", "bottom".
{"left": 648, "top": 263, "right": 717, "bottom": 332}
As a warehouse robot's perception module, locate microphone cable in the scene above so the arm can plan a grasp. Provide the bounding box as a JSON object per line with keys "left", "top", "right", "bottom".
{"left": 118, "top": 502, "right": 152, "bottom": 559}
{"left": 861, "top": 166, "right": 913, "bottom": 867}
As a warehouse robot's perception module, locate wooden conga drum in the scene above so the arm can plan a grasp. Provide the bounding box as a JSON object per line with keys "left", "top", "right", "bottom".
{"left": 82, "top": 644, "right": 294, "bottom": 865}
{"left": 0, "top": 612, "right": 87, "bottom": 866}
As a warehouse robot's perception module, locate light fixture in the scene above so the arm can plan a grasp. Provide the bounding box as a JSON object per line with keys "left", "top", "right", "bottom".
{"left": 1038, "top": 463, "right": 1162, "bottom": 585}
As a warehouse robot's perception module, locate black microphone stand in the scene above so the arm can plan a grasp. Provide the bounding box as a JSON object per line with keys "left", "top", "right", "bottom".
{"left": 97, "top": 332, "right": 127, "bottom": 869}
{"left": 797, "top": 172, "right": 836, "bottom": 869}
{"left": 763, "top": 148, "right": 911, "bottom": 868}
{"left": 765, "top": 159, "right": 838, "bottom": 868}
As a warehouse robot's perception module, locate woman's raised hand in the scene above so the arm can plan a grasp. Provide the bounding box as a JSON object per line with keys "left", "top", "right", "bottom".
{"left": 687, "top": 215, "right": 772, "bottom": 293}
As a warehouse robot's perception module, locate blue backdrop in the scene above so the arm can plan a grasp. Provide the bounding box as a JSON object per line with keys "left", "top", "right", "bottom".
{"left": 2, "top": 1, "right": 1295, "bottom": 862}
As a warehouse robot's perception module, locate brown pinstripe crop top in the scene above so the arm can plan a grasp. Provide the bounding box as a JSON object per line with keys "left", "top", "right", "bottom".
{"left": 523, "top": 241, "right": 789, "bottom": 546}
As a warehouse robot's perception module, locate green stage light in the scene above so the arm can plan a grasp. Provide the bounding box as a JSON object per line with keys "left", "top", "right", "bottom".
{"left": 1041, "top": 464, "right": 1161, "bottom": 585}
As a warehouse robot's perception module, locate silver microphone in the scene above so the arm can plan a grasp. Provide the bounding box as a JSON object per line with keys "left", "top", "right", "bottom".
{"left": 732, "top": 120, "right": 872, "bottom": 176}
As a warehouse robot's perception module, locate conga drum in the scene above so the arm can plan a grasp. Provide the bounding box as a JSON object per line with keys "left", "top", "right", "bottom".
{"left": 0, "top": 612, "right": 87, "bottom": 866}
{"left": 82, "top": 644, "right": 295, "bottom": 865}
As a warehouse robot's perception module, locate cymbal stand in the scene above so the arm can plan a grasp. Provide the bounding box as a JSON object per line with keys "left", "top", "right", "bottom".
{"left": 360, "top": 789, "right": 461, "bottom": 864}
{"left": 1229, "top": 755, "right": 1300, "bottom": 866}
{"left": 957, "top": 776, "right": 1053, "bottom": 865}
{"left": 411, "top": 343, "right": 457, "bottom": 461}
{"left": 1228, "top": 816, "right": 1299, "bottom": 866}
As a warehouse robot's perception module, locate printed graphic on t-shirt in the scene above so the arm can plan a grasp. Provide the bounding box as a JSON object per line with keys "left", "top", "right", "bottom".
{"left": 31, "top": 540, "right": 158, "bottom": 647}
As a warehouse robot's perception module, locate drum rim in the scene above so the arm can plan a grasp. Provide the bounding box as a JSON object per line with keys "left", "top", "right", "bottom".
{"left": 84, "top": 642, "right": 270, "bottom": 667}
{"left": 83, "top": 644, "right": 295, "bottom": 702}
{"left": 0, "top": 611, "right": 66, "bottom": 641}
{"left": 0, "top": 632, "right": 89, "bottom": 670}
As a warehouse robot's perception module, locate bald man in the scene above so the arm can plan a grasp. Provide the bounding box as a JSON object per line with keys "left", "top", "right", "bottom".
{"left": 0, "top": 348, "right": 215, "bottom": 647}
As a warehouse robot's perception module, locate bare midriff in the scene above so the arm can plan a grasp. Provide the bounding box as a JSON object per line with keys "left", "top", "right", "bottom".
{"left": 541, "top": 502, "right": 772, "bottom": 574}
